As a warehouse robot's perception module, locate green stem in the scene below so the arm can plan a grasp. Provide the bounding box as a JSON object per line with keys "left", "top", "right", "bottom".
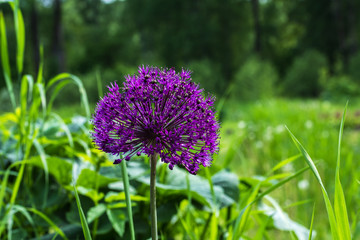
{"left": 121, "top": 160, "right": 136, "bottom": 240}
{"left": 92, "top": 164, "right": 100, "bottom": 240}
{"left": 150, "top": 154, "right": 158, "bottom": 240}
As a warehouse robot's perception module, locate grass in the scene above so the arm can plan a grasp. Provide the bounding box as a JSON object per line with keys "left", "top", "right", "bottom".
{"left": 217, "top": 98, "right": 359, "bottom": 239}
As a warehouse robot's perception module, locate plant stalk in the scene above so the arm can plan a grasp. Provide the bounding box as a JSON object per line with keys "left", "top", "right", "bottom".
{"left": 121, "top": 160, "right": 136, "bottom": 240}
{"left": 150, "top": 153, "right": 158, "bottom": 240}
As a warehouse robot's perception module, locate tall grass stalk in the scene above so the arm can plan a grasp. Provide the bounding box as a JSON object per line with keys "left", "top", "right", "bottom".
{"left": 121, "top": 160, "right": 136, "bottom": 240}
{"left": 287, "top": 102, "right": 352, "bottom": 240}
{"left": 74, "top": 185, "right": 92, "bottom": 240}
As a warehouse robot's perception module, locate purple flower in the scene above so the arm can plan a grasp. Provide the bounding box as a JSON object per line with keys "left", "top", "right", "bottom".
{"left": 91, "top": 66, "right": 219, "bottom": 174}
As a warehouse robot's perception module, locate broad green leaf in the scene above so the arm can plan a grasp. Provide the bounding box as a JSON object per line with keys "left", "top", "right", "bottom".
{"left": 76, "top": 168, "right": 118, "bottom": 189}
{"left": 106, "top": 209, "right": 126, "bottom": 238}
{"left": 74, "top": 186, "right": 92, "bottom": 240}
{"left": 261, "top": 196, "right": 311, "bottom": 239}
{"left": 28, "top": 156, "right": 73, "bottom": 186}
{"left": 76, "top": 186, "right": 104, "bottom": 203}
{"left": 334, "top": 102, "right": 351, "bottom": 240}
{"left": 87, "top": 204, "right": 107, "bottom": 224}
{"left": 105, "top": 191, "right": 147, "bottom": 203}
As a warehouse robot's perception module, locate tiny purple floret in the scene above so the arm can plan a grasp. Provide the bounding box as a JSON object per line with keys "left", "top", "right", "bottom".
{"left": 91, "top": 66, "right": 220, "bottom": 174}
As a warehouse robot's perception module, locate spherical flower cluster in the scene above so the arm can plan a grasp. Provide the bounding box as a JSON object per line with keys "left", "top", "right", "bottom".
{"left": 91, "top": 66, "right": 219, "bottom": 174}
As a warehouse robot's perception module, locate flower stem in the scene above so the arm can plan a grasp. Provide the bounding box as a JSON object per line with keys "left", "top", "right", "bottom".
{"left": 150, "top": 153, "right": 158, "bottom": 240}
{"left": 121, "top": 160, "right": 136, "bottom": 240}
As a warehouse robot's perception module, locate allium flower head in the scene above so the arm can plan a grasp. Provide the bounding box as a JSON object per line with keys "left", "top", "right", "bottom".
{"left": 91, "top": 66, "right": 219, "bottom": 174}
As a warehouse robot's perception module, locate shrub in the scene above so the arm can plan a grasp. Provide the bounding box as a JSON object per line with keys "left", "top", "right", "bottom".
{"left": 349, "top": 52, "right": 360, "bottom": 82}
{"left": 188, "top": 59, "right": 224, "bottom": 96}
{"left": 321, "top": 74, "right": 360, "bottom": 100}
{"left": 282, "top": 50, "right": 327, "bottom": 97}
{"left": 231, "top": 56, "right": 278, "bottom": 101}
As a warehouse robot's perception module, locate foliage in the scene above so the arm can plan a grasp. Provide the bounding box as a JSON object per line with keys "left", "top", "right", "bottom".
{"left": 321, "top": 74, "right": 360, "bottom": 100}
{"left": 349, "top": 52, "right": 360, "bottom": 83}
{"left": 282, "top": 50, "right": 327, "bottom": 97}
{"left": 187, "top": 59, "right": 225, "bottom": 96}
{"left": 231, "top": 55, "right": 278, "bottom": 101}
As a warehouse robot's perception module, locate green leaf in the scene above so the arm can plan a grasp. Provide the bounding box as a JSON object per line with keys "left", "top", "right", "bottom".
{"left": 87, "top": 204, "right": 107, "bottom": 224}
{"left": 0, "top": 11, "right": 16, "bottom": 109}
{"left": 76, "top": 168, "right": 118, "bottom": 189}
{"left": 46, "top": 73, "right": 90, "bottom": 118}
{"left": 33, "top": 139, "right": 49, "bottom": 209}
{"left": 334, "top": 102, "right": 351, "bottom": 240}
{"left": 308, "top": 203, "right": 316, "bottom": 240}
{"left": 76, "top": 186, "right": 104, "bottom": 203}
{"left": 73, "top": 186, "right": 92, "bottom": 240}
{"left": 49, "top": 112, "right": 74, "bottom": 147}
{"left": 232, "top": 183, "right": 260, "bottom": 239}
{"left": 9, "top": 1, "right": 25, "bottom": 75}
{"left": 28, "top": 208, "right": 69, "bottom": 240}
{"left": 271, "top": 154, "right": 301, "bottom": 173}
{"left": 106, "top": 209, "right": 126, "bottom": 237}
{"left": 105, "top": 191, "right": 147, "bottom": 203}
{"left": 28, "top": 156, "right": 73, "bottom": 186}
{"left": 286, "top": 127, "right": 340, "bottom": 240}
{"left": 19, "top": 75, "right": 34, "bottom": 135}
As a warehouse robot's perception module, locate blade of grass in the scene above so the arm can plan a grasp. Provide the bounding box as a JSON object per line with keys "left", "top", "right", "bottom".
{"left": 334, "top": 101, "right": 351, "bottom": 240}
{"left": 9, "top": 1, "right": 25, "bottom": 75}
{"left": 28, "top": 208, "right": 69, "bottom": 240}
{"left": 209, "top": 211, "right": 218, "bottom": 240}
{"left": 286, "top": 127, "right": 340, "bottom": 240}
{"left": 271, "top": 154, "right": 301, "bottom": 173}
{"left": 205, "top": 167, "right": 216, "bottom": 209}
{"left": 49, "top": 112, "right": 74, "bottom": 148}
{"left": 253, "top": 215, "right": 271, "bottom": 240}
{"left": 0, "top": 11, "right": 16, "bottom": 109}
{"left": 33, "top": 139, "right": 49, "bottom": 209}
{"left": 73, "top": 185, "right": 92, "bottom": 240}
{"left": 232, "top": 183, "right": 260, "bottom": 239}
{"left": 46, "top": 73, "right": 90, "bottom": 119}
{"left": 308, "top": 203, "right": 316, "bottom": 240}
{"left": 120, "top": 160, "right": 136, "bottom": 240}
{"left": 232, "top": 165, "right": 309, "bottom": 239}
{"left": 19, "top": 75, "right": 34, "bottom": 135}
